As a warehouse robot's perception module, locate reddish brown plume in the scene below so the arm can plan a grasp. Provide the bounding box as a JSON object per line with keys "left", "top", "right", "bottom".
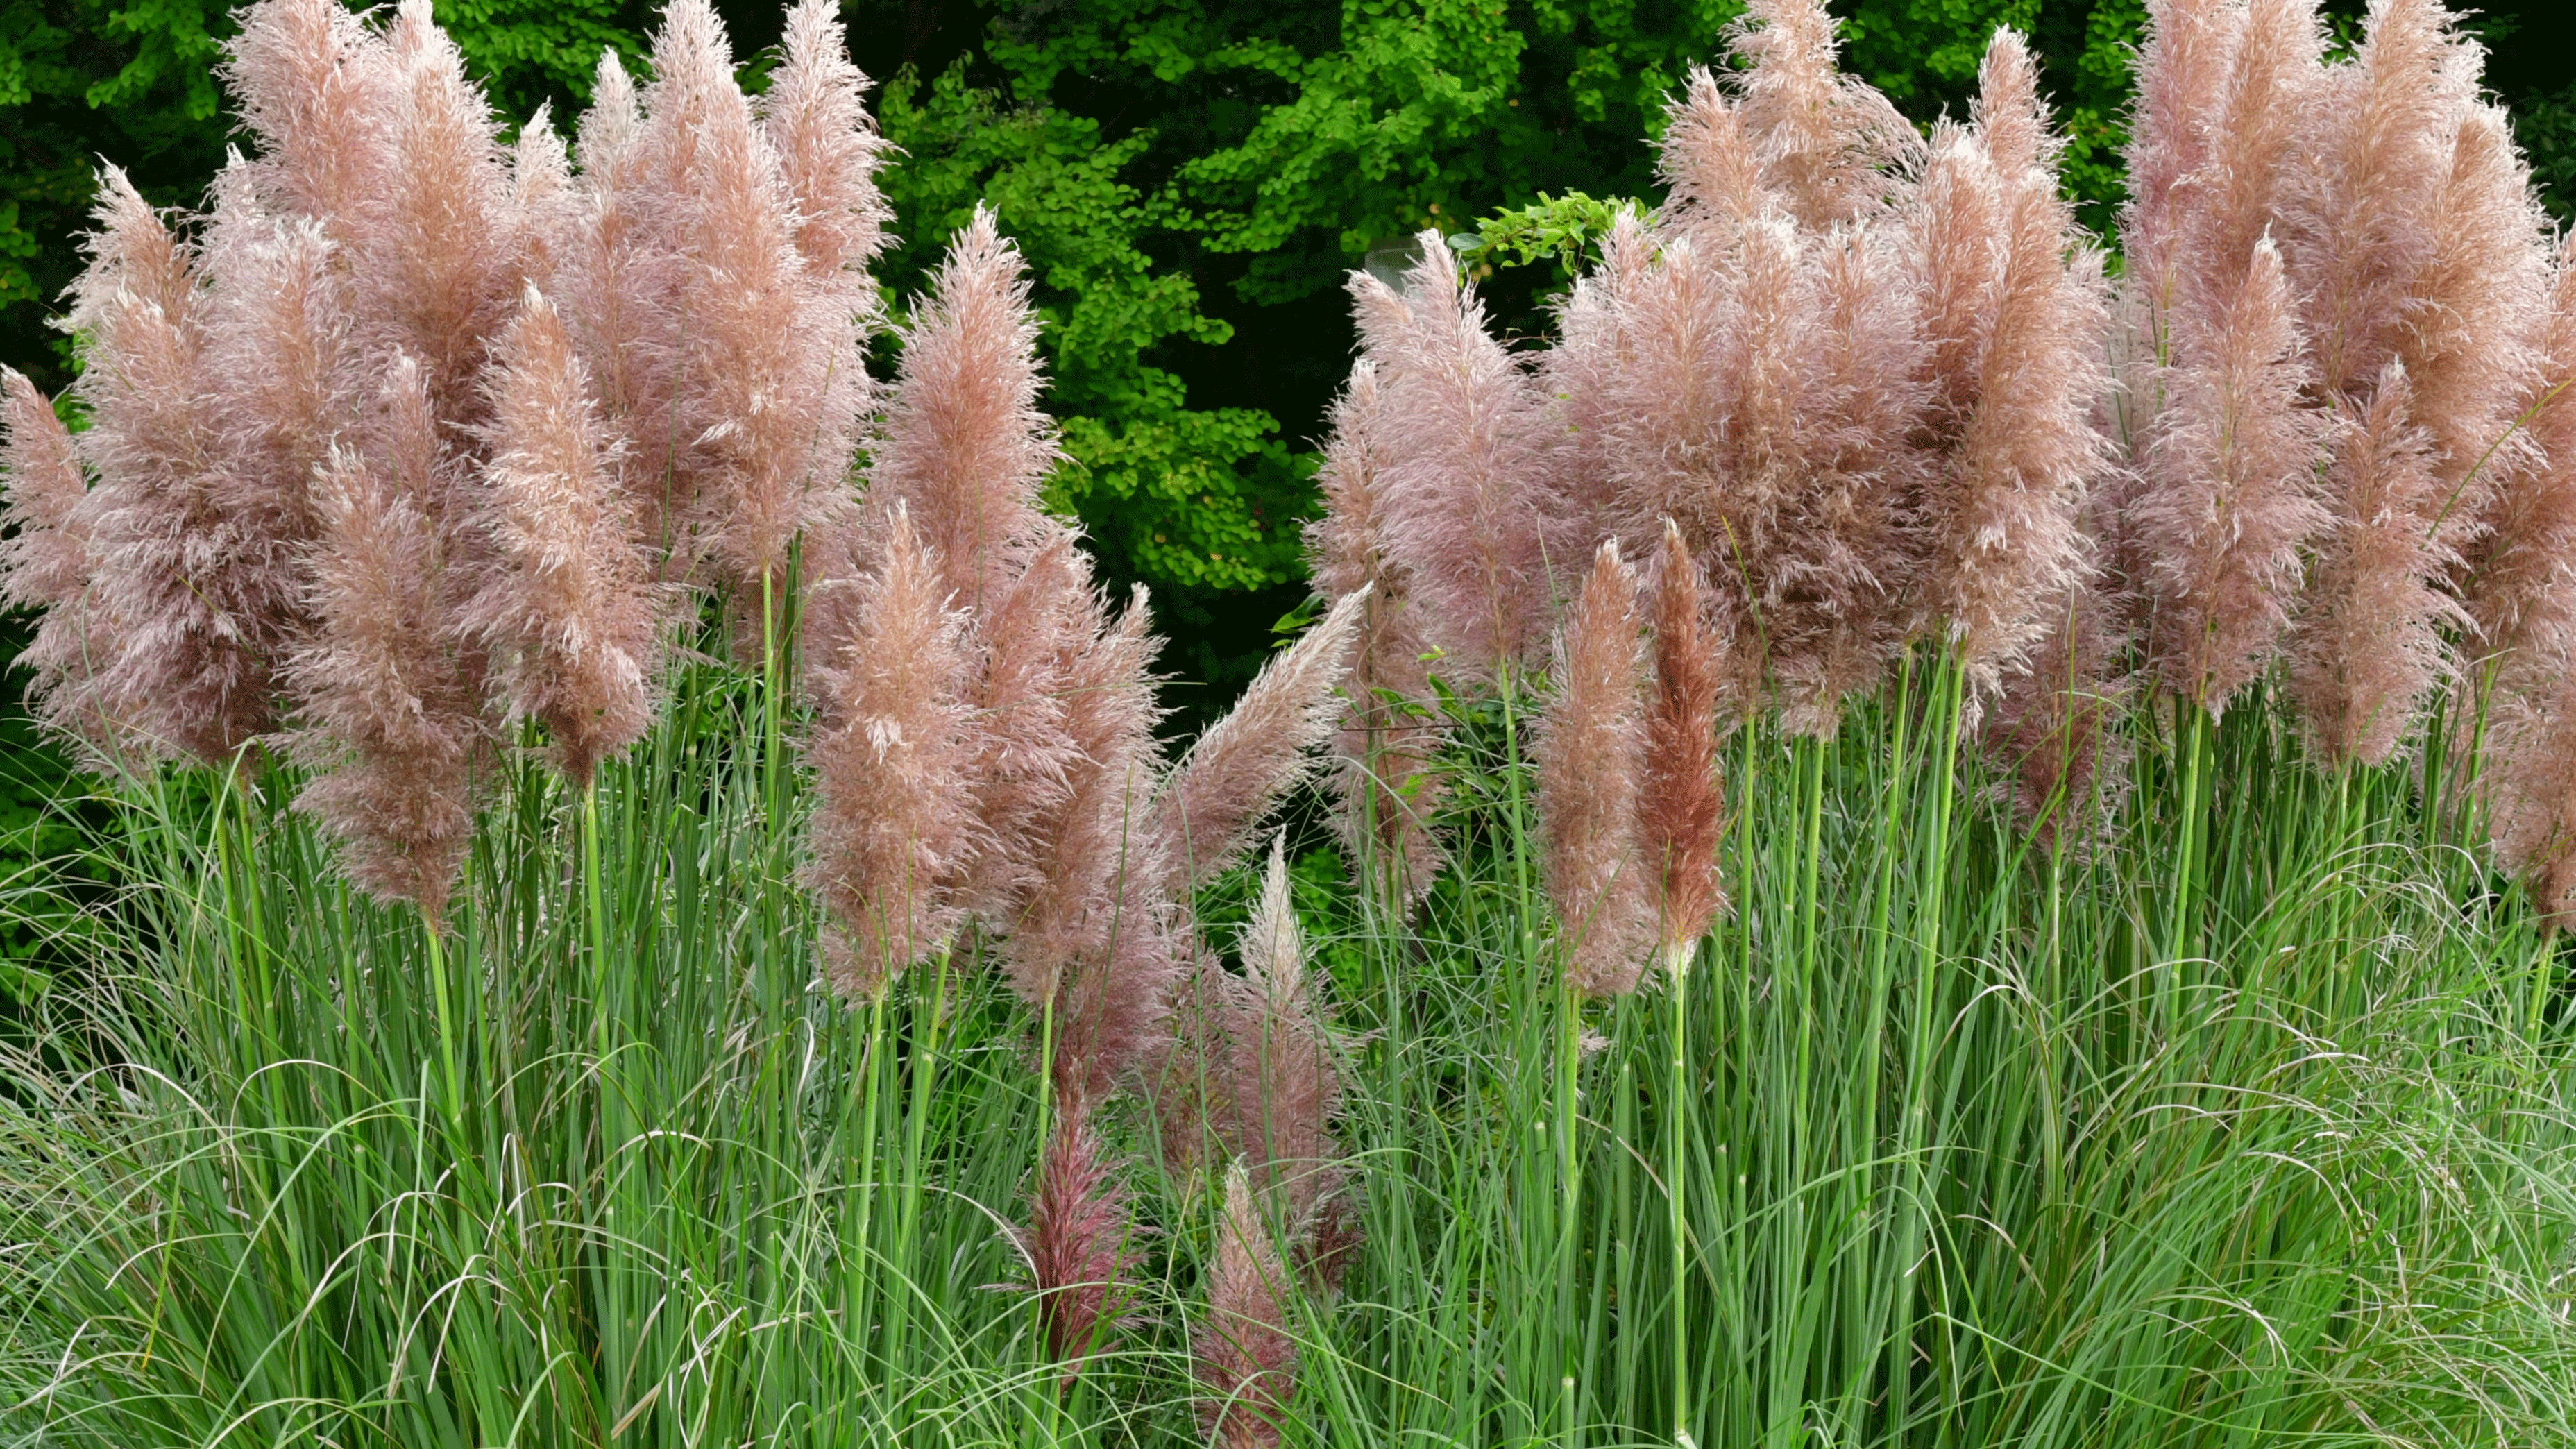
{"left": 1017, "top": 1093, "right": 1142, "bottom": 1381}
{"left": 1641, "top": 523, "right": 1728, "bottom": 974}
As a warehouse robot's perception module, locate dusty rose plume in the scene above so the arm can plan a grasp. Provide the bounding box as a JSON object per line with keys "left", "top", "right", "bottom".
{"left": 1538, "top": 541, "right": 1652, "bottom": 997}
{"left": 762, "top": 0, "right": 892, "bottom": 280}
{"left": 1641, "top": 523, "right": 1727, "bottom": 974}
{"left": 466, "top": 287, "right": 662, "bottom": 786}
{"left": 287, "top": 428, "right": 484, "bottom": 920}
{"left": 1017, "top": 1094, "right": 1141, "bottom": 1381}
{"left": 1196, "top": 1161, "right": 1298, "bottom": 1449}
{"left": 1916, "top": 32, "right": 2110, "bottom": 702}
{"left": 2284, "top": 0, "right": 2475, "bottom": 401}
{"left": 2290, "top": 362, "right": 2456, "bottom": 765}
{"left": 1306, "top": 363, "right": 1448, "bottom": 898}
{"left": 223, "top": 0, "right": 393, "bottom": 229}
{"left": 0, "top": 373, "right": 90, "bottom": 621}
{"left": 2121, "top": 0, "right": 2244, "bottom": 325}
{"left": 1726, "top": 0, "right": 1919, "bottom": 231}
{"left": 804, "top": 507, "right": 981, "bottom": 996}
{"left": 2135, "top": 237, "right": 2329, "bottom": 714}
{"left": 1154, "top": 588, "right": 1367, "bottom": 892}
{"left": 1000, "top": 572, "right": 1178, "bottom": 1103}
{"left": 67, "top": 170, "right": 282, "bottom": 764}
{"left": 2467, "top": 247, "right": 2576, "bottom": 670}
{"left": 861, "top": 207, "right": 1057, "bottom": 617}
{"left": 349, "top": 1, "right": 520, "bottom": 423}
{"left": 1656, "top": 66, "right": 1772, "bottom": 241}
{"left": 0, "top": 371, "right": 117, "bottom": 754}
{"left": 1158, "top": 836, "right": 1348, "bottom": 1238}
{"left": 1349, "top": 232, "right": 1565, "bottom": 683}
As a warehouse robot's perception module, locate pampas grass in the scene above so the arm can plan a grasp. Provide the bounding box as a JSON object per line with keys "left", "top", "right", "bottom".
{"left": 10, "top": 5, "right": 2576, "bottom": 1448}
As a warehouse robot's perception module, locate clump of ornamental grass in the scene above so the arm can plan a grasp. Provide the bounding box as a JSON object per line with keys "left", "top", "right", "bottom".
{"left": 8, "top": 4, "right": 2576, "bottom": 1448}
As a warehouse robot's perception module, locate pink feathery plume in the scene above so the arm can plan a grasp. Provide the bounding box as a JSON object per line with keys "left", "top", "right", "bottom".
{"left": 1919, "top": 34, "right": 2112, "bottom": 700}
{"left": 1591, "top": 222, "right": 1788, "bottom": 719}
{"left": 1656, "top": 67, "right": 1774, "bottom": 243}
{"left": 1537, "top": 541, "right": 1651, "bottom": 998}
{"left": 2121, "top": 0, "right": 2244, "bottom": 318}
{"left": 1350, "top": 232, "right": 1567, "bottom": 683}
{"left": 1641, "top": 523, "right": 1727, "bottom": 975}
{"left": 2465, "top": 247, "right": 2576, "bottom": 670}
{"left": 1985, "top": 575, "right": 2133, "bottom": 846}
{"left": 0, "top": 373, "right": 91, "bottom": 616}
{"left": 507, "top": 101, "right": 573, "bottom": 280}
{"left": 464, "top": 287, "right": 662, "bottom": 786}
{"left": 1195, "top": 1161, "right": 1299, "bottom": 1449}
{"left": 2482, "top": 665, "right": 2576, "bottom": 928}
{"left": 1158, "top": 836, "right": 1347, "bottom": 1224}
{"left": 1000, "top": 571, "right": 1180, "bottom": 1101}
{"left": 346, "top": 1, "right": 520, "bottom": 425}
{"left": 2390, "top": 103, "right": 2549, "bottom": 550}
{"left": 67, "top": 169, "right": 280, "bottom": 764}
{"left": 762, "top": 0, "right": 893, "bottom": 280}
{"left": 221, "top": 0, "right": 394, "bottom": 230}
{"left": 632, "top": 0, "right": 848, "bottom": 620}
{"left": 951, "top": 525, "right": 1087, "bottom": 920}
{"left": 804, "top": 505, "right": 981, "bottom": 997}
{"left": 862, "top": 207, "right": 1058, "bottom": 617}
{"left": 1305, "top": 364, "right": 1448, "bottom": 898}
{"left": 1153, "top": 588, "right": 1367, "bottom": 892}
{"left": 1768, "top": 223, "right": 1928, "bottom": 731}
{"left": 0, "top": 371, "right": 117, "bottom": 754}
{"left": 1017, "top": 1092, "right": 1142, "bottom": 1381}
{"left": 287, "top": 432, "right": 484, "bottom": 920}
{"left": 198, "top": 168, "right": 354, "bottom": 565}
{"left": 2290, "top": 361, "right": 2455, "bottom": 765}
{"left": 2136, "top": 237, "right": 2330, "bottom": 714}
{"left": 1725, "top": 0, "right": 1920, "bottom": 231}
{"left": 2284, "top": 0, "right": 2475, "bottom": 400}
{"left": 1911, "top": 121, "right": 2005, "bottom": 439}
{"left": 552, "top": 49, "right": 682, "bottom": 559}
{"left": 1543, "top": 210, "right": 1655, "bottom": 536}
{"left": 2176, "top": 0, "right": 2323, "bottom": 325}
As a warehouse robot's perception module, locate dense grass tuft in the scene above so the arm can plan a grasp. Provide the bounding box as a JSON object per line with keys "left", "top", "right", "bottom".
{"left": 3, "top": 652, "right": 2573, "bottom": 1447}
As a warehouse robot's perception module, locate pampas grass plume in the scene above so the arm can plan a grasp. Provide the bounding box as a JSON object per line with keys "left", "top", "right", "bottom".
{"left": 867, "top": 207, "right": 1058, "bottom": 615}
{"left": 466, "top": 287, "right": 661, "bottom": 786}
{"left": 1155, "top": 588, "right": 1366, "bottom": 891}
{"left": 2291, "top": 361, "right": 2455, "bottom": 765}
{"left": 1539, "top": 541, "right": 1652, "bottom": 997}
{"left": 1642, "top": 523, "right": 1727, "bottom": 974}
{"left": 1350, "top": 232, "right": 1564, "bottom": 683}
{"left": 1018, "top": 1094, "right": 1140, "bottom": 1379}
{"left": 288, "top": 439, "right": 482, "bottom": 918}
{"left": 1307, "top": 362, "right": 1448, "bottom": 896}
{"left": 2137, "top": 237, "right": 2330, "bottom": 714}
{"left": 1196, "top": 1160, "right": 1298, "bottom": 1449}
{"left": 804, "top": 505, "right": 980, "bottom": 997}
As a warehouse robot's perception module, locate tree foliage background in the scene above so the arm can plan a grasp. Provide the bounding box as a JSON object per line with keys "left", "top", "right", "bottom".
{"left": 1, "top": 0, "right": 2571, "bottom": 714}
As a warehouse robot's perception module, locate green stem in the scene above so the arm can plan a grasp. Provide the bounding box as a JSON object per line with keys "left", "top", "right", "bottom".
{"left": 1667, "top": 936, "right": 1692, "bottom": 1446}
{"left": 423, "top": 905, "right": 461, "bottom": 1126}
